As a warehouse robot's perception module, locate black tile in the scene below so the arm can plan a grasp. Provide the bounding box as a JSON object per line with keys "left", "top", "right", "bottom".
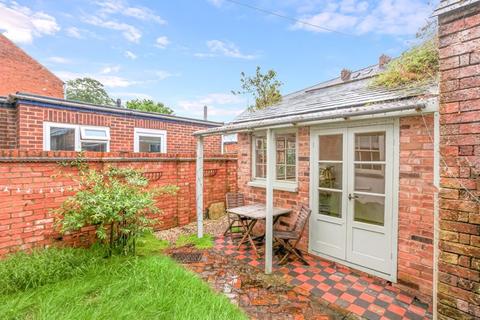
{"left": 383, "top": 311, "right": 402, "bottom": 320}
{"left": 347, "top": 288, "right": 362, "bottom": 297}
{"left": 310, "top": 287, "right": 324, "bottom": 297}
{"left": 354, "top": 299, "right": 370, "bottom": 309}
{"left": 404, "top": 311, "right": 425, "bottom": 320}
{"left": 323, "top": 279, "right": 335, "bottom": 286}
{"left": 290, "top": 278, "right": 302, "bottom": 286}
{"left": 303, "top": 271, "right": 315, "bottom": 277}
{"left": 374, "top": 299, "right": 389, "bottom": 309}
{"left": 329, "top": 288, "right": 343, "bottom": 296}
{"left": 306, "top": 279, "right": 319, "bottom": 286}
{"left": 362, "top": 310, "right": 381, "bottom": 320}
{"left": 335, "top": 298, "right": 350, "bottom": 308}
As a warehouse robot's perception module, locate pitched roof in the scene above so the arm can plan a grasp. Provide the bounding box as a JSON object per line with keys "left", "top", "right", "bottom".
{"left": 433, "top": 0, "right": 480, "bottom": 16}
{"left": 232, "top": 64, "right": 438, "bottom": 124}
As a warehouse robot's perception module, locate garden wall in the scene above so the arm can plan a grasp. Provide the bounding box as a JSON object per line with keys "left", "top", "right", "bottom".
{"left": 0, "top": 150, "right": 237, "bottom": 256}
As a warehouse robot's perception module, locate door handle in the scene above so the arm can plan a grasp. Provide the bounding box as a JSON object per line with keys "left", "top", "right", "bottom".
{"left": 348, "top": 194, "right": 359, "bottom": 200}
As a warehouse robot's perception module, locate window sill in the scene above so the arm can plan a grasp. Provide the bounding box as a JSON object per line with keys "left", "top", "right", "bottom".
{"left": 247, "top": 180, "right": 298, "bottom": 193}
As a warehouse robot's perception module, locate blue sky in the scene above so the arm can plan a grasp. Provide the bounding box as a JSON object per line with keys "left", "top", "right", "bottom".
{"left": 0, "top": 0, "right": 437, "bottom": 122}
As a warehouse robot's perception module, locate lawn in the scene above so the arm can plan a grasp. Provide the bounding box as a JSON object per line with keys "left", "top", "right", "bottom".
{"left": 0, "top": 235, "right": 246, "bottom": 320}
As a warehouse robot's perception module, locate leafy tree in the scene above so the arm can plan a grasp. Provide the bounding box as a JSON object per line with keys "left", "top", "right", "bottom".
{"left": 66, "top": 77, "right": 114, "bottom": 106}
{"left": 55, "top": 161, "right": 178, "bottom": 256}
{"left": 126, "top": 99, "right": 174, "bottom": 114}
{"left": 233, "top": 66, "right": 283, "bottom": 111}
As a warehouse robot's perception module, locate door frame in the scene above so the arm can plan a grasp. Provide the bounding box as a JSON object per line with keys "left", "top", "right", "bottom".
{"left": 308, "top": 117, "right": 400, "bottom": 282}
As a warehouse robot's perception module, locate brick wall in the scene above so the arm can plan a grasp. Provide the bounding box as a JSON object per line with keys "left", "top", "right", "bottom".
{"left": 0, "top": 150, "right": 237, "bottom": 256}
{"left": 0, "top": 106, "right": 16, "bottom": 149}
{"left": 236, "top": 116, "right": 435, "bottom": 305}
{"left": 398, "top": 115, "right": 435, "bottom": 304}
{"left": 438, "top": 4, "right": 480, "bottom": 319}
{"left": 15, "top": 104, "right": 221, "bottom": 154}
{"left": 0, "top": 35, "right": 64, "bottom": 98}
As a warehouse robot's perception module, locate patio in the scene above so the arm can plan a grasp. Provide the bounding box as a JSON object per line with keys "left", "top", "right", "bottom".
{"left": 213, "top": 235, "right": 432, "bottom": 320}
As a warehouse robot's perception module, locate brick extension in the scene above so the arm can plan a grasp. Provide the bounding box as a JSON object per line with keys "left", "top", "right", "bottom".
{"left": 437, "top": 3, "right": 480, "bottom": 319}
{"left": 236, "top": 116, "right": 436, "bottom": 305}
{"left": 0, "top": 150, "right": 237, "bottom": 256}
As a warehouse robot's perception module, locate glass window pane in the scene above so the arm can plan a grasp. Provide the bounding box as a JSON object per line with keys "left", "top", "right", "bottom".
{"left": 287, "top": 137, "right": 296, "bottom": 149}
{"left": 50, "top": 127, "right": 75, "bottom": 151}
{"left": 276, "top": 138, "right": 285, "bottom": 150}
{"left": 256, "top": 150, "right": 265, "bottom": 164}
{"left": 276, "top": 165, "right": 285, "bottom": 180}
{"left": 83, "top": 129, "right": 107, "bottom": 139}
{"left": 286, "top": 149, "right": 295, "bottom": 165}
{"left": 319, "top": 163, "right": 342, "bottom": 190}
{"left": 139, "top": 135, "right": 162, "bottom": 153}
{"left": 355, "top": 132, "right": 385, "bottom": 161}
{"left": 255, "top": 137, "right": 265, "bottom": 150}
{"left": 276, "top": 150, "right": 285, "bottom": 164}
{"left": 355, "top": 164, "right": 385, "bottom": 194}
{"left": 319, "top": 134, "right": 342, "bottom": 161}
{"left": 354, "top": 194, "right": 385, "bottom": 226}
{"left": 286, "top": 166, "right": 296, "bottom": 181}
{"left": 81, "top": 142, "right": 107, "bottom": 152}
{"left": 319, "top": 191, "right": 342, "bottom": 218}
{"left": 256, "top": 165, "right": 266, "bottom": 178}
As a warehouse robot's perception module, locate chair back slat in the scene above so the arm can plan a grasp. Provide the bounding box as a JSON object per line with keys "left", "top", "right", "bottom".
{"left": 226, "top": 193, "right": 245, "bottom": 210}
{"left": 292, "top": 204, "right": 312, "bottom": 234}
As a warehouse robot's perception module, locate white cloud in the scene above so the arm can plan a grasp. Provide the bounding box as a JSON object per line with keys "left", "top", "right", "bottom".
{"left": 124, "top": 50, "right": 137, "bottom": 60}
{"left": 196, "top": 40, "right": 256, "bottom": 60}
{"left": 177, "top": 93, "right": 245, "bottom": 117}
{"left": 110, "top": 92, "right": 153, "bottom": 100}
{"left": 83, "top": 16, "right": 141, "bottom": 42}
{"left": 66, "top": 27, "right": 82, "bottom": 39}
{"left": 207, "top": 0, "right": 224, "bottom": 7}
{"left": 47, "top": 56, "right": 71, "bottom": 64}
{"left": 155, "top": 36, "right": 170, "bottom": 49}
{"left": 292, "top": 0, "right": 434, "bottom": 36}
{"left": 0, "top": 2, "right": 60, "bottom": 44}
{"left": 55, "top": 70, "right": 137, "bottom": 88}
{"left": 100, "top": 65, "right": 121, "bottom": 74}
{"left": 156, "top": 70, "right": 174, "bottom": 80}
{"left": 95, "top": 0, "right": 167, "bottom": 24}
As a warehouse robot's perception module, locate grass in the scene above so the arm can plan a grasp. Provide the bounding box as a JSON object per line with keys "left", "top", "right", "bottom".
{"left": 176, "top": 234, "right": 214, "bottom": 249}
{"left": 372, "top": 39, "right": 439, "bottom": 88}
{"left": 0, "top": 235, "right": 245, "bottom": 320}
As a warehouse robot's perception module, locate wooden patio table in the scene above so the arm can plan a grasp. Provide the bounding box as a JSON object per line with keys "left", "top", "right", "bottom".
{"left": 227, "top": 203, "right": 292, "bottom": 257}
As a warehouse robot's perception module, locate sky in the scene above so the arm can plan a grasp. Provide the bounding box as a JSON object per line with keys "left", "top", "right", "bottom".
{"left": 0, "top": 0, "right": 438, "bottom": 122}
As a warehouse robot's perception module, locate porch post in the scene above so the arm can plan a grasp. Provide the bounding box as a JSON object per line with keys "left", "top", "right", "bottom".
{"left": 265, "top": 128, "right": 275, "bottom": 274}
{"left": 196, "top": 136, "right": 204, "bottom": 238}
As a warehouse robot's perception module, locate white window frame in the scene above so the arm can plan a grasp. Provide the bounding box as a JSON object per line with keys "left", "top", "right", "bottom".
{"left": 248, "top": 129, "right": 299, "bottom": 192}
{"left": 134, "top": 128, "right": 167, "bottom": 153}
{"left": 43, "top": 122, "right": 110, "bottom": 152}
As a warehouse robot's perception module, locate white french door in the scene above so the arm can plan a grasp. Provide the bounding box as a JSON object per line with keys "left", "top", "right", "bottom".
{"left": 310, "top": 124, "right": 395, "bottom": 278}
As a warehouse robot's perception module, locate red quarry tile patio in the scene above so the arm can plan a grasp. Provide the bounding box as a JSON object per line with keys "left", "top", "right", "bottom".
{"left": 214, "top": 235, "right": 432, "bottom": 320}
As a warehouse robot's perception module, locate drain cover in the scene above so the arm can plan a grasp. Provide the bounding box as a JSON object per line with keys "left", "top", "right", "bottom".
{"left": 171, "top": 252, "right": 203, "bottom": 263}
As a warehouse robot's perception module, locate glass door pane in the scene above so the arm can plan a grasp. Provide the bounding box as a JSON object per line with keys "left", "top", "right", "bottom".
{"left": 318, "top": 134, "right": 343, "bottom": 218}
{"left": 353, "top": 131, "right": 386, "bottom": 226}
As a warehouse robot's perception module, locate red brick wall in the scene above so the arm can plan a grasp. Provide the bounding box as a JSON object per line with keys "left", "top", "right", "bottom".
{"left": 0, "top": 150, "right": 237, "bottom": 256}
{"left": 0, "top": 35, "right": 64, "bottom": 98}
{"left": 438, "top": 4, "right": 480, "bottom": 319}
{"left": 398, "top": 116, "right": 435, "bottom": 304}
{"left": 223, "top": 142, "right": 238, "bottom": 154}
{"left": 15, "top": 104, "right": 221, "bottom": 154}
{"left": 0, "top": 106, "right": 16, "bottom": 149}
{"left": 236, "top": 117, "right": 435, "bottom": 305}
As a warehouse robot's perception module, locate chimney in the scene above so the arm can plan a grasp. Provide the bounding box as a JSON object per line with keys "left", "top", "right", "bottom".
{"left": 379, "top": 54, "right": 392, "bottom": 68}
{"left": 340, "top": 69, "right": 352, "bottom": 81}
{"left": 203, "top": 105, "right": 208, "bottom": 121}
{"left": 116, "top": 98, "right": 122, "bottom": 108}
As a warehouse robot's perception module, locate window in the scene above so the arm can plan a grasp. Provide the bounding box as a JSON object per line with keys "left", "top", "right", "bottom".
{"left": 134, "top": 128, "right": 167, "bottom": 153}
{"left": 252, "top": 131, "right": 297, "bottom": 184}
{"left": 43, "top": 122, "right": 110, "bottom": 152}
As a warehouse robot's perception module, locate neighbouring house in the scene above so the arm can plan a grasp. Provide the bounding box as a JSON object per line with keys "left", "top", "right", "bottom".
{"left": 0, "top": 34, "right": 64, "bottom": 98}
{"left": 0, "top": 93, "right": 223, "bottom": 154}
{"left": 0, "top": 34, "right": 223, "bottom": 153}
{"left": 222, "top": 133, "right": 238, "bottom": 154}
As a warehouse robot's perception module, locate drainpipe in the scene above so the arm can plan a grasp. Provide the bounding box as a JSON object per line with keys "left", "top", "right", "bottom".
{"left": 433, "top": 111, "right": 440, "bottom": 319}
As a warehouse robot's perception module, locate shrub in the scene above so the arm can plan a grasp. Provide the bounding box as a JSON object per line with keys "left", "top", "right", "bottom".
{"left": 372, "top": 39, "right": 439, "bottom": 88}
{"left": 0, "top": 247, "right": 102, "bottom": 295}
{"left": 55, "top": 165, "right": 178, "bottom": 256}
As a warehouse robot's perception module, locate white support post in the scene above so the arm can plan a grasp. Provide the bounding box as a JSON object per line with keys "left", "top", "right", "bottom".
{"left": 196, "top": 136, "right": 204, "bottom": 238}
{"left": 265, "top": 128, "right": 275, "bottom": 274}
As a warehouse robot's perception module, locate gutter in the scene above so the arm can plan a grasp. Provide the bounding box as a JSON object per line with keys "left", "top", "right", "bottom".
{"left": 8, "top": 93, "right": 223, "bottom": 128}
{"left": 194, "top": 102, "right": 427, "bottom": 136}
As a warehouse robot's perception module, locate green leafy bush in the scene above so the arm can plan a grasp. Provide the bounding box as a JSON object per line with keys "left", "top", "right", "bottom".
{"left": 55, "top": 165, "right": 178, "bottom": 256}
{"left": 0, "top": 247, "right": 102, "bottom": 295}
{"left": 372, "top": 39, "right": 439, "bottom": 88}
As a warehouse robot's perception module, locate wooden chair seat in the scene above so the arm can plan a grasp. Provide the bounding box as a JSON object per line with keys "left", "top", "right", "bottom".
{"left": 273, "top": 230, "right": 300, "bottom": 240}
{"left": 224, "top": 193, "right": 250, "bottom": 238}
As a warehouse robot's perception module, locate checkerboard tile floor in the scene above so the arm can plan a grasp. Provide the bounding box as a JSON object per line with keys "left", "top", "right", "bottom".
{"left": 214, "top": 236, "right": 432, "bottom": 320}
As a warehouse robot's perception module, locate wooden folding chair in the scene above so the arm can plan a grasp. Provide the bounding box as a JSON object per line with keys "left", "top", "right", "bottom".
{"left": 224, "top": 193, "right": 249, "bottom": 237}
{"left": 273, "top": 204, "right": 312, "bottom": 265}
